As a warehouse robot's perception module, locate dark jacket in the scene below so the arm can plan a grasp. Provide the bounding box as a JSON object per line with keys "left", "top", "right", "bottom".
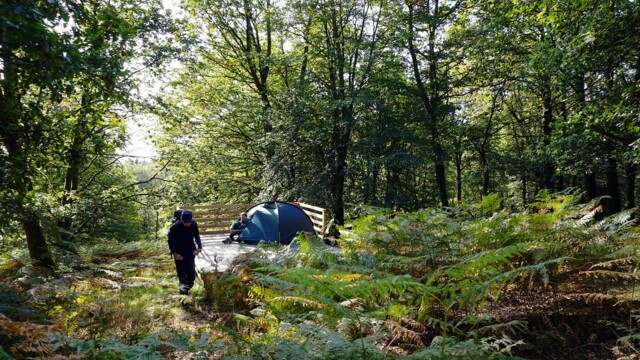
{"left": 168, "top": 221, "right": 202, "bottom": 257}
{"left": 230, "top": 219, "right": 249, "bottom": 234}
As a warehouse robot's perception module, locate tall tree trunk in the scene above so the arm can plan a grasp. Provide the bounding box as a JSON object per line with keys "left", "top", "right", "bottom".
{"left": 0, "top": 31, "right": 55, "bottom": 268}
{"left": 331, "top": 177, "right": 346, "bottom": 225}
{"left": 23, "top": 210, "right": 56, "bottom": 268}
{"left": 335, "top": 102, "right": 353, "bottom": 224}
{"left": 522, "top": 175, "right": 527, "bottom": 205}
{"left": 59, "top": 116, "right": 85, "bottom": 235}
{"left": 510, "top": 111, "right": 527, "bottom": 205}
{"left": 2, "top": 136, "right": 56, "bottom": 268}
{"left": 574, "top": 73, "right": 599, "bottom": 202}
{"left": 541, "top": 74, "right": 555, "bottom": 191}
{"left": 483, "top": 170, "right": 490, "bottom": 197}
{"left": 454, "top": 135, "right": 462, "bottom": 203}
{"left": 456, "top": 164, "right": 462, "bottom": 203}
{"left": 605, "top": 157, "right": 621, "bottom": 214}
{"left": 241, "top": 0, "right": 273, "bottom": 143}
{"left": 434, "top": 147, "right": 449, "bottom": 207}
{"left": 385, "top": 167, "right": 401, "bottom": 208}
{"left": 584, "top": 172, "right": 598, "bottom": 201}
{"left": 324, "top": 5, "right": 349, "bottom": 225}
{"left": 407, "top": 3, "right": 448, "bottom": 207}
{"left": 428, "top": 4, "right": 448, "bottom": 207}
{"left": 369, "top": 161, "right": 380, "bottom": 205}
{"left": 625, "top": 163, "right": 637, "bottom": 209}
{"left": 331, "top": 115, "right": 350, "bottom": 225}
{"left": 479, "top": 149, "right": 489, "bottom": 196}
{"left": 539, "top": 24, "right": 555, "bottom": 191}
{"left": 557, "top": 175, "right": 564, "bottom": 191}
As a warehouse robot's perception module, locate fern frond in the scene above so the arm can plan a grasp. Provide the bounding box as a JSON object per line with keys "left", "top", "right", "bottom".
{"left": 576, "top": 293, "right": 620, "bottom": 302}
{"left": 434, "top": 242, "right": 533, "bottom": 283}
{"left": 272, "top": 296, "right": 327, "bottom": 310}
{"left": 0, "top": 313, "right": 57, "bottom": 357}
{"left": 401, "top": 317, "right": 427, "bottom": 333}
{"left": 233, "top": 313, "right": 258, "bottom": 326}
{"left": 248, "top": 285, "right": 279, "bottom": 303}
{"left": 601, "top": 209, "right": 639, "bottom": 232}
{"left": 580, "top": 270, "right": 640, "bottom": 281}
{"left": 469, "top": 319, "right": 529, "bottom": 337}
{"left": 339, "top": 298, "right": 364, "bottom": 310}
{"left": 445, "top": 257, "right": 566, "bottom": 309}
{"left": 477, "top": 335, "right": 526, "bottom": 357}
{"left": 616, "top": 333, "right": 640, "bottom": 351}
{"left": 419, "top": 314, "right": 460, "bottom": 336}
{"left": 386, "top": 319, "right": 426, "bottom": 346}
{"left": 588, "top": 257, "right": 640, "bottom": 271}
{"left": 607, "top": 243, "right": 640, "bottom": 259}
{"left": 408, "top": 335, "right": 524, "bottom": 358}
{"left": 331, "top": 273, "right": 368, "bottom": 282}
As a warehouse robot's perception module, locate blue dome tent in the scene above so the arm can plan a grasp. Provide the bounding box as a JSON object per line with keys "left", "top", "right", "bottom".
{"left": 238, "top": 201, "right": 316, "bottom": 245}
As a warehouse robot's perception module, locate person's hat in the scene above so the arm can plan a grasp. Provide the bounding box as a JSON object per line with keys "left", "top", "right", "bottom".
{"left": 181, "top": 210, "right": 193, "bottom": 222}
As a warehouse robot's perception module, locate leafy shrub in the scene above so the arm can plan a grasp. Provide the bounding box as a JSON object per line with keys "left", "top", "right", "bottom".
{"left": 479, "top": 193, "right": 503, "bottom": 215}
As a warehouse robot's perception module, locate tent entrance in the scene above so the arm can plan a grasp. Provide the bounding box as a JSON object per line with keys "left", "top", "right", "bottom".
{"left": 238, "top": 202, "right": 281, "bottom": 243}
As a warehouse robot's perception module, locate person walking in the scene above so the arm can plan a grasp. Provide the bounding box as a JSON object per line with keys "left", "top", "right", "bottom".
{"left": 167, "top": 210, "right": 202, "bottom": 295}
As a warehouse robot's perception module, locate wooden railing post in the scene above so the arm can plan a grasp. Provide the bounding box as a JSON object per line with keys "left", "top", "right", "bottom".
{"left": 322, "top": 208, "right": 326, "bottom": 240}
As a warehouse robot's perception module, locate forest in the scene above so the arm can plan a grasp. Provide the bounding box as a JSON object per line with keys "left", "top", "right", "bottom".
{"left": 1, "top": 0, "right": 639, "bottom": 358}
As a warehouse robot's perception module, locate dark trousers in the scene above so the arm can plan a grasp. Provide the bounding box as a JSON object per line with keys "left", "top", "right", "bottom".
{"left": 174, "top": 256, "right": 196, "bottom": 294}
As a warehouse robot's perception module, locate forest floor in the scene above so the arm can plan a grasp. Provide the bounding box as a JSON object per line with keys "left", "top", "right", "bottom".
{"left": 0, "top": 247, "right": 637, "bottom": 359}
{"left": 477, "top": 283, "right": 634, "bottom": 359}
{"left": 1, "top": 204, "right": 640, "bottom": 359}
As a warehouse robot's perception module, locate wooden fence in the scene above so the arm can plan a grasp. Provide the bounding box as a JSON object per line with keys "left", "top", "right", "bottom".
{"left": 179, "top": 202, "right": 327, "bottom": 239}
{"left": 296, "top": 202, "right": 327, "bottom": 239}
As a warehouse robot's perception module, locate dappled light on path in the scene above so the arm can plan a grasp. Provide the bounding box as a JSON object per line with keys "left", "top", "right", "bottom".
{"left": 195, "top": 235, "right": 302, "bottom": 273}
{"left": 195, "top": 235, "right": 257, "bottom": 272}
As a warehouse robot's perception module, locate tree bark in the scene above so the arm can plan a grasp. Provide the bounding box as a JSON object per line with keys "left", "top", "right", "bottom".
{"left": 522, "top": 175, "right": 527, "bottom": 205}
{"left": 584, "top": 171, "right": 598, "bottom": 201}
{"left": 406, "top": 3, "right": 448, "bottom": 207}
{"left": 24, "top": 210, "right": 56, "bottom": 268}
{"left": 454, "top": 135, "right": 463, "bottom": 203}
{"left": 435, "top": 161, "right": 449, "bottom": 207}
{"left": 625, "top": 163, "right": 637, "bottom": 209}
{"left": 0, "top": 27, "right": 56, "bottom": 269}
{"left": 369, "top": 161, "right": 380, "bottom": 205}
{"left": 59, "top": 114, "right": 85, "bottom": 234}
{"left": 605, "top": 157, "right": 621, "bottom": 214}
{"left": 541, "top": 74, "right": 555, "bottom": 191}
{"left": 331, "top": 127, "right": 349, "bottom": 225}
{"left": 480, "top": 149, "right": 489, "bottom": 196}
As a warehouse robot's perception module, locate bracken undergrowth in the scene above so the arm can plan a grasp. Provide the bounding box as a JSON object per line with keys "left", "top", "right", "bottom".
{"left": 1, "top": 194, "right": 639, "bottom": 359}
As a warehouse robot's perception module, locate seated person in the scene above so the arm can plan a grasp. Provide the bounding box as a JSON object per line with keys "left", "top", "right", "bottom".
{"left": 223, "top": 212, "right": 249, "bottom": 243}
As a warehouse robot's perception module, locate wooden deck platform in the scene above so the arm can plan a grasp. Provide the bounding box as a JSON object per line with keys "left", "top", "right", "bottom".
{"left": 194, "top": 234, "right": 302, "bottom": 273}
{"left": 194, "top": 234, "right": 258, "bottom": 273}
